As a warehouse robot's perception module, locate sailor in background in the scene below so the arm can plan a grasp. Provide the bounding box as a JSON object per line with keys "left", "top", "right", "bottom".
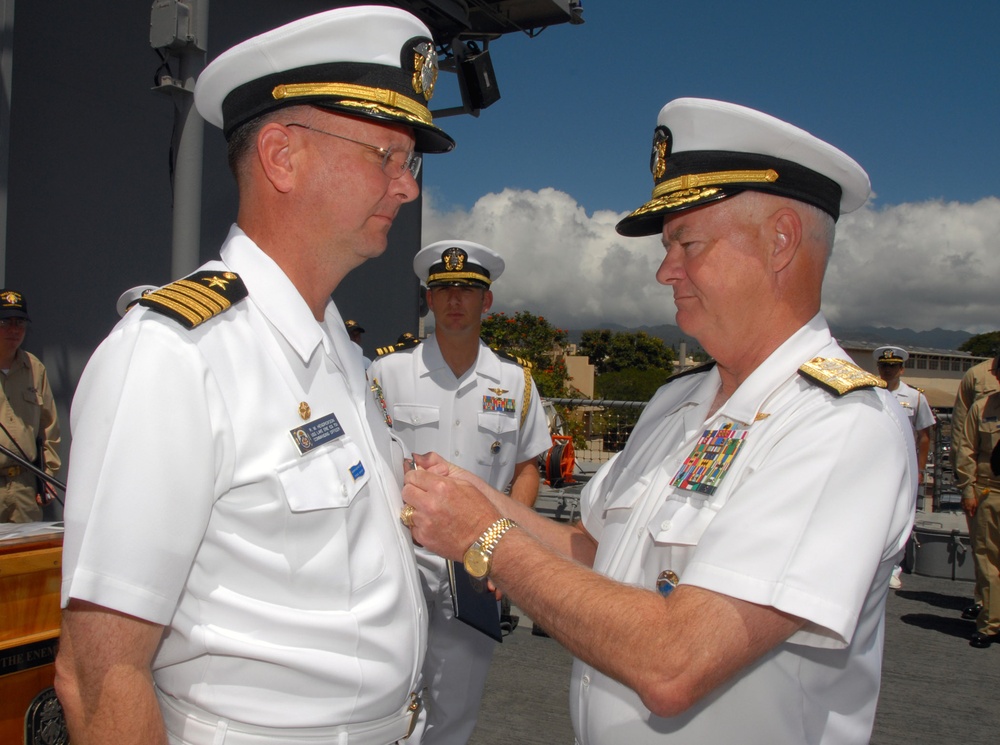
{"left": 368, "top": 240, "right": 551, "bottom": 744}
{"left": 955, "top": 355, "right": 1000, "bottom": 647}
{"left": 0, "top": 289, "right": 61, "bottom": 522}
{"left": 874, "top": 345, "right": 935, "bottom": 589}
{"left": 400, "top": 98, "right": 916, "bottom": 744}
{"left": 346, "top": 318, "right": 372, "bottom": 369}
{"left": 56, "top": 6, "right": 454, "bottom": 743}
{"left": 951, "top": 353, "right": 998, "bottom": 620}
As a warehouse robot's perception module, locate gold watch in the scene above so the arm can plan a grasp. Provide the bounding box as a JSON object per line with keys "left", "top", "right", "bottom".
{"left": 463, "top": 518, "right": 517, "bottom": 579}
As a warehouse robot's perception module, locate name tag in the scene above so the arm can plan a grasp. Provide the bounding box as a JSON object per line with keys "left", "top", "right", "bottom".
{"left": 289, "top": 413, "right": 345, "bottom": 455}
{"left": 671, "top": 422, "right": 748, "bottom": 496}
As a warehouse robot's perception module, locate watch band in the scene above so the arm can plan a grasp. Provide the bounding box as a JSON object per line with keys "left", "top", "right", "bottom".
{"left": 478, "top": 517, "right": 517, "bottom": 555}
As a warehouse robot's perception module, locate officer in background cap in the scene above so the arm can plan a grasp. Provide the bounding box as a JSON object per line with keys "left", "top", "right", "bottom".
{"left": 874, "top": 345, "right": 935, "bottom": 589}
{"left": 345, "top": 319, "right": 371, "bottom": 369}
{"left": 0, "top": 289, "right": 61, "bottom": 523}
{"left": 369, "top": 240, "right": 551, "bottom": 744}
{"left": 399, "top": 99, "right": 915, "bottom": 744}
{"left": 115, "top": 284, "right": 158, "bottom": 318}
{"left": 58, "top": 7, "right": 452, "bottom": 743}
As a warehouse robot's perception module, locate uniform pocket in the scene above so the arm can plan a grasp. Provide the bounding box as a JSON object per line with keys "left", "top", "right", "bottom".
{"left": 475, "top": 412, "right": 518, "bottom": 466}
{"left": 391, "top": 403, "right": 441, "bottom": 429}
{"left": 276, "top": 436, "right": 369, "bottom": 512}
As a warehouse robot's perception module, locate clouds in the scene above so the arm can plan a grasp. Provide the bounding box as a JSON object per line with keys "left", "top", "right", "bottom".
{"left": 422, "top": 188, "right": 1000, "bottom": 334}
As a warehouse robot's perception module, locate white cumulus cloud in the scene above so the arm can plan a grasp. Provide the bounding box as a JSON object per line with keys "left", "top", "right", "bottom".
{"left": 422, "top": 189, "right": 1000, "bottom": 335}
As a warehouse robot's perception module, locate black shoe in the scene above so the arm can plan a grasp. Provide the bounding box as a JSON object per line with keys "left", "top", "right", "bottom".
{"left": 962, "top": 603, "right": 983, "bottom": 620}
{"left": 531, "top": 622, "right": 550, "bottom": 638}
{"left": 969, "top": 631, "right": 998, "bottom": 648}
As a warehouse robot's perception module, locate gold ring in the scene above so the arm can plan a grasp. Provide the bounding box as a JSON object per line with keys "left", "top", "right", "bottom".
{"left": 400, "top": 504, "right": 416, "bottom": 528}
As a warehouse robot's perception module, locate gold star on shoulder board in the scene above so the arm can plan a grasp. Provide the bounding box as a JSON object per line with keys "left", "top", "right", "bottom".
{"left": 203, "top": 276, "right": 231, "bottom": 289}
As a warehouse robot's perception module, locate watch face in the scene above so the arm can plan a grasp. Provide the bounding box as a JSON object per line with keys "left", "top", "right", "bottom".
{"left": 464, "top": 547, "right": 490, "bottom": 578}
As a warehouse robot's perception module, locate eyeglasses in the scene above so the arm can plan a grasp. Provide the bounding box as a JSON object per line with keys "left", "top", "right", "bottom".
{"left": 287, "top": 123, "right": 421, "bottom": 180}
{"left": 0, "top": 318, "right": 27, "bottom": 328}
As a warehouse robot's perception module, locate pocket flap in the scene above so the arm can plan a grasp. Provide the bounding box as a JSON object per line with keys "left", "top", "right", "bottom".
{"left": 477, "top": 411, "right": 518, "bottom": 436}
{"left": 277, "top": 437, "right": 370, "bottom": 513}
{"left": 392, "top": 404, "right": 440, "bottom": 428}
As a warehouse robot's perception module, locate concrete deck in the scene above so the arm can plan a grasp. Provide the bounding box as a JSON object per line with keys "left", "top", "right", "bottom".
{"left": 468, "top": 497, "right": 998, "bottom": 744}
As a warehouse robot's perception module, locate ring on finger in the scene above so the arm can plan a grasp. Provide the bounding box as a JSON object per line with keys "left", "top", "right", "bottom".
{"left": 400, "top": 503, "right": 417, "bottom": 528}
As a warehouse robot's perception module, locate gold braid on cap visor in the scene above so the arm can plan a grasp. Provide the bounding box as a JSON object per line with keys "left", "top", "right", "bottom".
{"left": 272, "top": 83, "right": 433, "bottom": 126}
{"left": 630, "top": 168, "right": 780, "bottom": 216}
{"left": 427, "top": 271, "right": 491, "bottom": 286}
{"left": 651, "top": 168, "right": 780, "bottom": 199}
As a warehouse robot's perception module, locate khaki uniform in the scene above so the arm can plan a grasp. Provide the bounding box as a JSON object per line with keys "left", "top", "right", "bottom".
{"left": 0, "top": 348, "right": 61, "bottom": 522}
{"left": 952, "top": 358, "right": 999, "bottom": 451}
{"left": 955, "top": 392, "right": 1000, "bottom": 634}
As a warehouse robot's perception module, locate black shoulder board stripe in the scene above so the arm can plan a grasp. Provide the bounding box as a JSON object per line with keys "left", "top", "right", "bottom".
{"left": 666, "top": 360, "right": 716, "bottom": 382}
{"left": 492, "top": 348, "right": 533, "bottom": 369}
{"left": 376, "top": 337, "right": 421, "bottom": 357}
{"left": 139, "top": 271, "right": 248, "bottom": 329}
{"left": 798, "top": 357, "right": 886, "bottom": 396}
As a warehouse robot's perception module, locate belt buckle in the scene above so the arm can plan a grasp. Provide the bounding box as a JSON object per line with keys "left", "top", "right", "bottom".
{"left": 404, "top": 692, "right": 421, "bottom": 740}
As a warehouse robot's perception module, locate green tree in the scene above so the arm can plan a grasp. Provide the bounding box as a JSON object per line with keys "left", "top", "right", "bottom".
{"left": 580, "top": 329, "right": 676, "bottom": 374}
{"left": 959, "top": 331, "right": 1000, "bottom": 357}
{"left": 480, "top": 311, "right": 573, "bottom": 399}
{"left": 596, "top": 368, "right": 672, "bottom": 402}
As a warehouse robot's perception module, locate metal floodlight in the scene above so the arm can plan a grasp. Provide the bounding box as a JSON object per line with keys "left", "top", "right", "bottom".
{"left": 400, "top": 0, "right": 584, "bottom": 116}
{"left": 457, "top": 41, "right": 501, "bottom": 112}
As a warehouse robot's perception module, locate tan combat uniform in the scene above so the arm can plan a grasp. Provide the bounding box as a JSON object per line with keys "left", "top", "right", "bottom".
{"left": 956, "top": 392, "right": 1000, "bottom": 635}
{"left": 0, "top": 348, "right": 61, "bottom": 522}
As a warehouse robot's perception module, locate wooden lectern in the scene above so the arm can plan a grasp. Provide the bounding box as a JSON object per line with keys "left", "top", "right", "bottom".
{"left": 0, "top": 528, "right": 67, "bottom": 744}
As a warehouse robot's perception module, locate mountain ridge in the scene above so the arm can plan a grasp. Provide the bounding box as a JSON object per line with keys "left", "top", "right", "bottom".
{"left": 566, "top": 324, "right": 974, "bottom": 354}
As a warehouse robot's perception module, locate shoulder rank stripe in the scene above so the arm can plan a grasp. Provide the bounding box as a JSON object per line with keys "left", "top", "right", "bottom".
{"left": 492, "top": 348, "right": 533, "bottom": 369}
{"left": 139, "top": 271, "right": 248, "bottom": 329}
{"left": 798, "top": 357, "right": 886, "bottom": 396}
{"left": 376, "top": 336, "right": 421, "bottom": 356}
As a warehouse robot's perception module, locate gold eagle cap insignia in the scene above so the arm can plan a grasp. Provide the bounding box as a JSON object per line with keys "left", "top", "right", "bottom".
{"left": 442, "top": 246, "right": 467, "bottom": 272}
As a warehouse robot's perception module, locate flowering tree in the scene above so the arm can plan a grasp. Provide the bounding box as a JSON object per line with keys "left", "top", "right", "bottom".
{"left": 480, "top": 311, "right": 574, "bottom": 399}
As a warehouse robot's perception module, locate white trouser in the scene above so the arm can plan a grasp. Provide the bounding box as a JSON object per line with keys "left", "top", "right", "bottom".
{"left": 412, "top": 559, "right": 498, "bottom": 745}
{"left": 158, "top": 689, "right": 418, "bottom": 745}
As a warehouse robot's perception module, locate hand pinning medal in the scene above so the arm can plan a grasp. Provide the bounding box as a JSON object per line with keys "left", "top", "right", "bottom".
{"left": 400, "top": 503, "right": 416, "bottom": 528}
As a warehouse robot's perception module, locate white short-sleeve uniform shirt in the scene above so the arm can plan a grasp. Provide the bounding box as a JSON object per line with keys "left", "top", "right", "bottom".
{"left": 61, "top": 226, "right": 426, "bottom": 729}
{"left": 891, "top": 380, "right": 936, "bottom": 432}
{"left": 572, "top": 315, "right": 916, "bottom": 745}
{"left": 368, "top": 334, "right": 552, "bottom": 491}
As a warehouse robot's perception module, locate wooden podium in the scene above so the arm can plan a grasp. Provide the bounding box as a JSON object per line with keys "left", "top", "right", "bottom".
{"left": 0, "top": 528, "right": 67, "bottom": 744}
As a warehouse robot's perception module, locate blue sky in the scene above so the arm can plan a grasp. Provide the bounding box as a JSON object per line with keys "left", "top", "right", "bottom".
{"left": 424, "top": 1, "right": 1000, "bottom": 213}
{"left": 417, "top": 1, "right": 1000, "bottom": 335}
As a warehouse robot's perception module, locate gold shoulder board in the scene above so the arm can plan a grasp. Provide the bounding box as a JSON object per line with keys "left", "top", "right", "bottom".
{"left": 139, "top": 271, "right": 247, "bottom": 329}
{"left": 798, "top": 357, "right": 886, "bottom": 396}
{"left": 376, "top": 337, "right": 421, "bottom": 357}
{"left": 492, "top": 348, "right": 533, "bottom": 369}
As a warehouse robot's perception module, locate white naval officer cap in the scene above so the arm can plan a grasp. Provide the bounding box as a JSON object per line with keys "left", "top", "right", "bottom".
{"left": 193, "top": 5, "right": 454, "bottom": 153}
{"left": 414, "top": 240, "right": 505, "bottom": 289}
{"left": 616, "top": 98, "right": 872, "bottom": 237}
{"left": 116, "top": 285, "right": 158, "bottom": 318}
{"left": 874, "top": 346, "right": 908, "bottom": 365}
